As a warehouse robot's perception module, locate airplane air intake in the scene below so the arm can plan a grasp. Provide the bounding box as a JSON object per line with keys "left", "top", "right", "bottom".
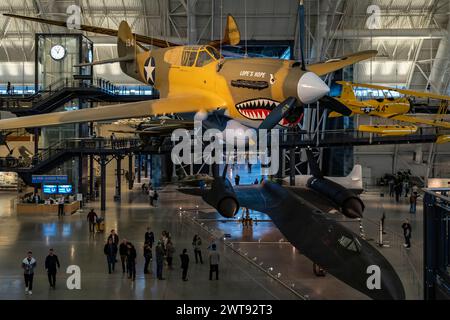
{"left": 297, "top": 72, "right": 330, "bottom": 104}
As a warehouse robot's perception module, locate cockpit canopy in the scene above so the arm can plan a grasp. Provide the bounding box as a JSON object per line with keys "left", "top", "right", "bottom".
{"left": 164, "top": 45, "right": 222, "bottom": 67}
{"left": 338, "top": 235, "right": 362, "bottom": 253}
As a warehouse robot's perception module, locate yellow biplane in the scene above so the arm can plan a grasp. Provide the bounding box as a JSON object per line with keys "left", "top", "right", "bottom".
{"left": 331, "top": 81, "right": 450, "bottom": 141}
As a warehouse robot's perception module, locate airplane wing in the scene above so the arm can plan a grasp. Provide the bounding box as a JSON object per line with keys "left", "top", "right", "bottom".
{"left": 347, "top": 82, "right": 450, "bottom": 101}
{"left": 0, "top": 95, "right": 225, "bottom": 130}
{"left": 307, "top": 50, "right": 377, "bottom": 76}
{"left": 3, "top": 13, "right": 177, "bottom": 48}
{"left": 3, "top": 13, "right": 240, "bottom": 48}
{"left": 388, "top": 114, "right": 450, "bottom": 129}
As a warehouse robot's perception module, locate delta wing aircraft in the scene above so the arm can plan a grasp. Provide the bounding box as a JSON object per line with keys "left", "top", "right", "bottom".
{"left": 0, "top": 1, "right": 376, "bottom": 131}
{"left": 331, "top": 81, "right": 450, "bottom": 140}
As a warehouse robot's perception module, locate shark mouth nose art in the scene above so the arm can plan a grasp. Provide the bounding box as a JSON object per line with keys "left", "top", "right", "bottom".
{"left": 235, "top": 98, "right": 303, "bottom": 126}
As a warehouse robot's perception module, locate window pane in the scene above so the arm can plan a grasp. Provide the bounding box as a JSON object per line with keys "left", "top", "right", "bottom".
{"left": 196, "top": 51, "right": 213, "bottom": 67}
{"left": 206, "top": 46, "right": 222, "bottom": 60}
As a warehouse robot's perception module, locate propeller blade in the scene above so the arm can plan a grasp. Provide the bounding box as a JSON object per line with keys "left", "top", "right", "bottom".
{"left": 298, "top": 0, "right": 306, "bottom": 71}
{"left": 319, "top": 96, "right": 353, "bottom": 116}
{"left": 258, "top": 97, "right": 297, "bottom": 130}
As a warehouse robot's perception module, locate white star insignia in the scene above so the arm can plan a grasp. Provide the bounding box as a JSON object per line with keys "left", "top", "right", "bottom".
{"left": 145, "top": 63, "right": 155, "bottom": 84}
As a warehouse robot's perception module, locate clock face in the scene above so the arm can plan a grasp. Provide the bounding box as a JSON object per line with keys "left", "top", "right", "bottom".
{"left": 50, "top": 45, "right": 66, "bottom": 61}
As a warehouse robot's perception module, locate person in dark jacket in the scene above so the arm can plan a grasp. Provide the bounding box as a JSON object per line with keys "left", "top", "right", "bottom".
{"left": 107, "top": 229, "right": 119, "bottom": 245}
{"left": 119, "top": 239, "right": 128, "bottom": 274}
{"left": 155, "top": 241, "right": 165, "bottom": 280}
{"left": 104, "top": 238, "right": 118, "bottom": 274}
{"left": 209, "top": 244, "right": 220, "bottom": 280}
{"left": 87, "top": 209, "right": 97, "bottom": 232}
{"left": 192, "top": 234, "right": 203, "bottom": 264}
{"left": 143, "top": 242, "right": 152, "bottom": 274}
{"left": 394, "top": 181, "right": 403, "bottom": 203}
{"left": 126, "top": 243, "right": 137, "bottom": 281}
{"left": 45, "top": 248, "right": 60, "bottom": 288}
{"left": 22, "top": 251, "right": 37, "bottom": 295}
{"left": 145, "top": 227, "right": 155, "bottom": 248}
{"left": 180, "top": 248, "right": 189, "bottom": 281}
{"left": 166, "top": 238, "right": 175, "bottom": 270}
{"left": 401, "top": 219, "right": 412, "bottom": 249}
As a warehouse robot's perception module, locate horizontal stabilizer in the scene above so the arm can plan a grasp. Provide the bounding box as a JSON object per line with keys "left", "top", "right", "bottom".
{"left": 74, "top": 55, "right": 134, "bottom": 67}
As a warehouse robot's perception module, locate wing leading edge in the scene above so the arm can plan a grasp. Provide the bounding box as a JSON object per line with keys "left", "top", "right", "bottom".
{"left": 0, "top": 94, "right": 225, "bottom": 130}
{"left": 307, "top": 50, "right": 378, "bottom": 76}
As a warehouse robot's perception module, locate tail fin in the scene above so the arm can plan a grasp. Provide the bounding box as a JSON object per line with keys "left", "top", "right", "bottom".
{"left": 117, "top": 21, "right": 140, "bottom": 81}
{"left": 223, "top": 15, "right": 241, "bottom": 46}
{"left": 209, "top": 14, "right": 241, "bottom": 47}
{"left": 336, "top": 81, "right": 357, "bottom": 100}
{"left": 347, "top": 164, "right": 362, "bottom": 182}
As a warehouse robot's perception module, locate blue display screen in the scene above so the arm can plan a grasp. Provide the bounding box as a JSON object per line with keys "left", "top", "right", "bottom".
{"left": 43, "top": 185, "right": 57, "bottom": 194}
{"left": 58, "top": 185, "right": 72, "bottom": 194}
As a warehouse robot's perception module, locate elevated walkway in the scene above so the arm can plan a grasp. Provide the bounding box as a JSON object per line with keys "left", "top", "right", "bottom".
{"left": 0, "top": 138, "right": 141, "bottom": 184}
{"left": 0, "top": 77, "right": 157, "bottom": 116}
{"left": 280, "top": 127, "right": 445, "bottom": 148}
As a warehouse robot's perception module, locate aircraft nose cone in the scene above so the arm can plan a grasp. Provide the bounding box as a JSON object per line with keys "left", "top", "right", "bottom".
{"left": 297, "top": 72, "right": 330, "bottom": 104}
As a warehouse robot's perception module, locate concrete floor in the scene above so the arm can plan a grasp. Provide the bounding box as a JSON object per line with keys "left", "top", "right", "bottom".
{"left": 0, "top": 176, "right": 423, "bottom": 300}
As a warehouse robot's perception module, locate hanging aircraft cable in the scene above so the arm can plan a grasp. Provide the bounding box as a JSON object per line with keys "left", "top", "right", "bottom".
{"left": 258, "top": 0, "right": 353, "bottom": 131}
{"left": 244, "top": 0, "right": 248, "bottom": 58}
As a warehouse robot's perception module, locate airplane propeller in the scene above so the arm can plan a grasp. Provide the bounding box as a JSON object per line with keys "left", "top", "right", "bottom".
{"left": 298, "top": 0, "right": 307, "bottom": 71}
{"left": 318, "top": 95, "right": 353, "bottom": 116}
{"left": 258, "top": 1, "right": 351, "bottom": 130}
{"left": 258, "top": 97, "right": 298, "bottom": 130}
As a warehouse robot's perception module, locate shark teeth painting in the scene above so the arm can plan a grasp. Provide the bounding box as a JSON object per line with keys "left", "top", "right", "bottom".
{"left": 235, "top": 98, "right": 303, "bottom": 126}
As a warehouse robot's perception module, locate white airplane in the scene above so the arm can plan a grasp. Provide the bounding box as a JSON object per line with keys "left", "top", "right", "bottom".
{"left": 283, "top": 164, "right": 363, "bottom": 194}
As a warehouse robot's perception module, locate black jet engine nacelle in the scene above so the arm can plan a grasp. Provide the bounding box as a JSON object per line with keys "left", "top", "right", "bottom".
{"left": 307, "top": 177, "right": 364, "bottom": 219}
{"left": 202, "top": 178, "right": 240, "bottom": 218}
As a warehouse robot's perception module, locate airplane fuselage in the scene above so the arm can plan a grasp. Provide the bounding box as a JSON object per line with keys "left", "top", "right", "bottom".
{"left": 336, "top": 97, "right": 411, "bottom": 118}
{"left": 126, "top": 45, "right": 327, "bottom": 128}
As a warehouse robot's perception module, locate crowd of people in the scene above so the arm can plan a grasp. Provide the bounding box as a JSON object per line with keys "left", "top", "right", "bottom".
{"left": 381, "top": 172, "right": 420, "bottom": 249}
{"left": 20, "top": 226, "right": 221, "bottom": 295}
{"left": 101, "top": 229, "right": 220, "bottom": 282}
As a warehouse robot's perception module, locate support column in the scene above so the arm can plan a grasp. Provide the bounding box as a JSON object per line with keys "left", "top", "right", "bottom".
{"left": 128, "top": 153, "right": 133, "bottom": 190}
{"left": 33, "top": 128, "right": 39, "bottom": 165}
{"left": 289, "top": 131, "right": 296, "bottom": 186}
{"left": 290, "top": 148, "right": 296, "bottom": 186}
{"left": 149, "top": 155, "right": 152, "bottom": 180}
{"left": 100, "top": 155, "right": 107, "bottom": 211}
{"left": 115, "top": 156, "right": 122, "bottom": 201}
{"left": 78, "top": 155, "right": 84, "bottom": 208}
{"left": 137, "top": 153, "right": 142, "bottom": 183}
{"left": 392, "top": 144, "right": 399, "bottom": 174}
{"left": 89, "top": 155, "right": 94, "bottom": 199}
{"left": 144, "top": 154, "right": 148, "bottom": 178}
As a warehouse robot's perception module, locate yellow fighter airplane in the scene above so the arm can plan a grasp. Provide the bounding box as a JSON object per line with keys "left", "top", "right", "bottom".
{"left": 330, "top": 81, "right": 450, "bottom": 140}
{"left": 0, "top": 2, "right": 376, "bottom": 132}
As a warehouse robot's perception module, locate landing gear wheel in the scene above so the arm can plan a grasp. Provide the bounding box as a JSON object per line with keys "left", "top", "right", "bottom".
{"left": 313, "top": 263, "right": 326, "bottom": 277}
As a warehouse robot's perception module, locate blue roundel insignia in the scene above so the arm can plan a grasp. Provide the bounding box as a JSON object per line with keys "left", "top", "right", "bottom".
{"left": 144, "top": 57, "right": 156, "bottom": 85}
